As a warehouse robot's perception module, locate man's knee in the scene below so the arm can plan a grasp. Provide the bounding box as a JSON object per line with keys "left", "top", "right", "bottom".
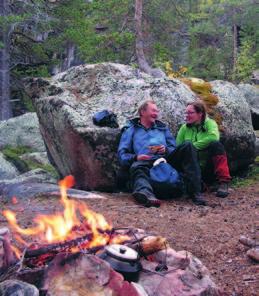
{"left": 129, "top": 160, "right": 151, "bottom": 174}
{"left": 207, "top": 141, "right": 225, "bottom": 155}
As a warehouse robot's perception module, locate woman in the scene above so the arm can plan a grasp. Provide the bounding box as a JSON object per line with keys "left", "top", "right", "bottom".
{"left": 176, "top": 101, "right": 231, "bottom": 198}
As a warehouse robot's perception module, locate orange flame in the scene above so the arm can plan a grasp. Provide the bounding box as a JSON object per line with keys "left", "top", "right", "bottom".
{"left": 2, "top": 176, "right": 127, "bottom": 252}
{"left": 11, "top": 196, "right": 18, "bottom": 205}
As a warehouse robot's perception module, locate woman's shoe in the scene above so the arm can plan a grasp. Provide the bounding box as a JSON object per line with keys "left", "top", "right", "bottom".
{"left": 216, "top": 183, "right": 229, "bottom": 198}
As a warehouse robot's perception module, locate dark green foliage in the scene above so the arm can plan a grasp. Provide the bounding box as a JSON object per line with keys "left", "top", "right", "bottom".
{"left": 4, "top": 0, "right": 259, "bottom": 115}
{"left": 233, "top": 40, "right": 257, "bottom": 82}
{"left": 46, "top": 0, "right": 134, "bottom": 64}
{"left": 187, "top": 0, "right": 258, "bottom": 81}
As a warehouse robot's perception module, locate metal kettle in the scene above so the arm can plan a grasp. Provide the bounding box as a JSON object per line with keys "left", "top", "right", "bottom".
{"left": 99, "top": 244, "right": 142, "bottom": 282}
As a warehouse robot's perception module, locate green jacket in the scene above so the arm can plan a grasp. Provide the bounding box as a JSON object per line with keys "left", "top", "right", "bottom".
{"left": 176, "top": 118, "right": 220, "bottom": 167}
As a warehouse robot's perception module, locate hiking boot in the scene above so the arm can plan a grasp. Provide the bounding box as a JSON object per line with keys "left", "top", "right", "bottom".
{"left": 216, "top": 182, "right": 229, "bottom": 198}
{"left": 133, "top": 192, "right": 161, "bottom": 208}
{"left": 209, "top": 183, "right": 219, "bottom": 193}
{"left": 192, "top": 193, "right": 207, "bottom": 206}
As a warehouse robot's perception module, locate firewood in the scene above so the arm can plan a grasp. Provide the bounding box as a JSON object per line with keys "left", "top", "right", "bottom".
{"left": 139, "top": 236, "right": 167, "bottom": 255}
{"left": 24, "top": 233, "right": 94, "bottom": 259}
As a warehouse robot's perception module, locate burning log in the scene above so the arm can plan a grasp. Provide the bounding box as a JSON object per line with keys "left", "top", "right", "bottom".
{"left": 24, "top": 233, "right": 94, "bottom": 259}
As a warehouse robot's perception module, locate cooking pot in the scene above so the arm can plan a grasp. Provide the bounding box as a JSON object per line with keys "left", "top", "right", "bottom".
{"left": 99, "top": 244, "right": 142, "bottom": 282}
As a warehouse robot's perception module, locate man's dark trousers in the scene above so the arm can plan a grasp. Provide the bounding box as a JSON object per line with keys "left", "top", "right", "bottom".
{"left": 130, "top": 142, "right": 201, "bottom": 198}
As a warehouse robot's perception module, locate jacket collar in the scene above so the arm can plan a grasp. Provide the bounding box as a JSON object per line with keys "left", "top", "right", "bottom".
{"left": 129, "top": 117, "right": 167, "bottom": 130}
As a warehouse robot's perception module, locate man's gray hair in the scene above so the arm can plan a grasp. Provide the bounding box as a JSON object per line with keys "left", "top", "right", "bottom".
{"left": 137, "top": 99, "right": 156, "bottom": 116}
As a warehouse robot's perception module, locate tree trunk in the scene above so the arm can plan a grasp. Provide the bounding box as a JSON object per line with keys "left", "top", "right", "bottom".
{"left": 134, "top": 0, "right": 152, "bottom": 75}
{"left": 0, "top": 0, "right": 12, "bottom": 120}
{"left": 61, "top": 42, "right": 76, "bottom": 71}
{"left": 134, "top": 0, "right": 165, "bottom": 78}
{"left": 233, "top": 23, "right": 238, "bottom": 73}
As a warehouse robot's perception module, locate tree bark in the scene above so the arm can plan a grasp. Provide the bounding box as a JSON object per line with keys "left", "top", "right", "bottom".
{"left": 134, "top": 0, "right": 165, "bottom": 78}
{"left": 233, "top": 23, "right": 238, "bottom": 73}
{"left": 135, "top": 0, "right": 152, "bottom": 75}
{"left": 0, "top": 0, "right": 13, "bottom": 120}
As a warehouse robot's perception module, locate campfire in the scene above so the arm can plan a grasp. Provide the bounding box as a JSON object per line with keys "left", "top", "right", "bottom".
{"left": 0, "top": 176, "right": 221, "bottom": 295}
{"left": 2, "top": 175, "right": 129, "bottom": 267}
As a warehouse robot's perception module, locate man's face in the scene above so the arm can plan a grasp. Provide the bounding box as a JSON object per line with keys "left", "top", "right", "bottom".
{"left": 185, "top": 105, "right": 202, "bottom": 124}
{"left": 141, "top": 103, "right": 159, "bottom": 124}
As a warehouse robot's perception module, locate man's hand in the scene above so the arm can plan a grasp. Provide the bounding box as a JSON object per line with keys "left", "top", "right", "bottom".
{"left": 137, "top": 154, "right": 152, "bottom": 161}
{"left": 156, "top": 145, "right": 166, "bottom": 154}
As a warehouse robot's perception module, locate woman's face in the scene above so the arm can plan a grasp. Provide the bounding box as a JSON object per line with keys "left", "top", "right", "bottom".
{"left": 185, "top": 105, "right": 203, "bottom": 124}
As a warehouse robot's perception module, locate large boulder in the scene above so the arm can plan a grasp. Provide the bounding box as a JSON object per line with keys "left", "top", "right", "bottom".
{"left": 0, "top": 113, "right": 46, "bottom": 152}
{"left": 237, "top": 83, "right": 259, "bottom": 130}
{"left": 211, "top": 81, "right": 256, "bottom": 172}
{"left": 0, "top": 152, "right": 19, "bottom": 180}
{"left": 28, "top": 63, "right": 255, "bottom": 191}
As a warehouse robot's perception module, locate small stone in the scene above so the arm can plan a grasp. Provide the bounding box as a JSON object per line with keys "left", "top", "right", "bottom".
{"left": 239, "top": 235, "right": 256, "bottom": 247}
{"left": 242, "top": 274, "right": 256, "bottom": 281}
{"left": 0, "top": 280, "right": 39, "bottom": 296}
{"left": 247, "top": 247, "right": 259, "bottom": 262}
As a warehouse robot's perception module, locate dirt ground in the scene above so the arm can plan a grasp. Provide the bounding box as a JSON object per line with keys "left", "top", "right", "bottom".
{"left": 0, "top": 181, "right": 258, "bottom": 295}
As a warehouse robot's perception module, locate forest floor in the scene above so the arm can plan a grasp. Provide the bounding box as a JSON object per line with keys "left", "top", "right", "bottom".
{"left": 0, "top": 173, "right": 258, "bottom": 295}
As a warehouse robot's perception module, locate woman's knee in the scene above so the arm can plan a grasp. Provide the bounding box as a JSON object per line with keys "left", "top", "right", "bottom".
{"left": 207, "top": 141, "right": 225, "bottom": 155}
{"left": 179, "top": 141, "right": 196, "bottom": 151}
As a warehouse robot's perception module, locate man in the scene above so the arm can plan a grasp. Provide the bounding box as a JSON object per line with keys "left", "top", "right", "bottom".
{"left": 176, "top": 101, "right": 231, "bottom": 198}
{"left": 118, "top": 99, "right": 206, "bottom": 207}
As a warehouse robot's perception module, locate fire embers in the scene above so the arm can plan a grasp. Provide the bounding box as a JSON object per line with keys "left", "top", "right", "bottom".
{"left": 2, "top": 175, "right": 129, "bottom": 267}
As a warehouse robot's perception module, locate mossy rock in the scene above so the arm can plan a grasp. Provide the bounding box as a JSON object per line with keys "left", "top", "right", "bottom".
{"left": 1, "top": 145, "right": 34, "bottom": 173}
{"left": 23, "top": 159, "right": 59, "bottom": 179}
{"left": 1, "top": 145, "right": 58, "bottom": 179}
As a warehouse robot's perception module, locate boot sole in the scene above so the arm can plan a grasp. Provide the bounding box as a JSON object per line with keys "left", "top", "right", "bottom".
{"left": 216, "top": 191, "right": 229, "bottom": 198}
{"left": 133, "top": 192, "right": 161, "bottom": 208}
{"left": 192, "top": 199, "right": 207, "bottom": 206}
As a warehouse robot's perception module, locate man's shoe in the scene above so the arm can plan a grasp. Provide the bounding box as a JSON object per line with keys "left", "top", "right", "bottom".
{"left": 133, "top": 192, "right": 161, "bottom": 208}
{"left": 216, "top": 182, "right": 229, "bottom": 198}
{"left": 192, "top": 193, "right": 207, "bottom": 206}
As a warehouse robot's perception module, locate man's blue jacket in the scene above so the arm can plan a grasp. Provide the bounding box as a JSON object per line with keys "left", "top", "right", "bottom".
{"left": 118, "top": 118, "right": 176, "bottom": 167}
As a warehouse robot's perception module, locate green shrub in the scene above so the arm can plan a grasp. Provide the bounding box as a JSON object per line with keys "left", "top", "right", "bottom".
{"left": 231, "top": 164, "right": 259, "bottom": 188}
{"left": 2, "top": 145, "right": 34, "bottom": 173}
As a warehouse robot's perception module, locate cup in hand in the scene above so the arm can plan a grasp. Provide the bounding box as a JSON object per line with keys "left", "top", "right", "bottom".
{"left": 148, "top": 144, "right": 163, "bottom": 153}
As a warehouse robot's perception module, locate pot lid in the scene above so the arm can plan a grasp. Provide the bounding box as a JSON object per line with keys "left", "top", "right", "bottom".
{"left": 105, "top": 244, "right": 138, "bottom": 261}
